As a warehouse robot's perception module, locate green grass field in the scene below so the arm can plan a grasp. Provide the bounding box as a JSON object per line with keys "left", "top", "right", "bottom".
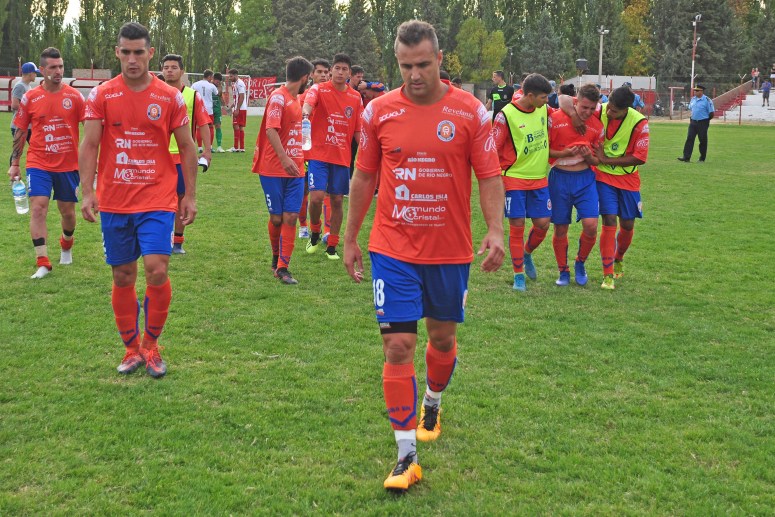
{"left": 1, "top": 113, "right": 773, "bottom": 515}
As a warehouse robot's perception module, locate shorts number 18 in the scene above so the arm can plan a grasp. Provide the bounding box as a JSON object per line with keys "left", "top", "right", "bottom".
{"left": 373, "top": 279, "right": 385, "bottom": 307}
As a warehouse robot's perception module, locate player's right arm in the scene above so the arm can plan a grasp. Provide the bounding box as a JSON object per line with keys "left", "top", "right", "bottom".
{"left": 266, "top": 128, "right": 300, "bottom": 177}
{"left": 78, "top": 120, "right": 103, "bottom": 223}
{"left": 7, "top": 127, "right": 27, "bottom": 181}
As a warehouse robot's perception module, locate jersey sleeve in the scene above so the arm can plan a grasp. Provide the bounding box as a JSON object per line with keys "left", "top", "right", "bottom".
{"left": 471, "top": 104, "right": 502, "bottom": 179}
{"left": 304, "top": 84, "right": 320, "bottom": 108}
{"left": 354, "top": 99, "right": 364, "bottom": 133}
{"left": 354, "top": 102, "right": 380, "bottom": 174}
{"left": 193, "top": 92, "right": 210, "bottom": 127}
{"left": 12, "top": 93, "right": 31, "bottom": 128}
{"left": 628, "top": 121, "right": 649, "bottom": 162}
{"left": 237, "top": 81, "right": 246, "bottom": 95}
{"left": 170, "top": 91, "right": 190, "bottom": 131}
{"left": 76, "top": 93, "right": 86, "bottom": 123}
{"left": 493, "top": 110, "right": 514, "bottom": 170}
{"left": 265, "top": 92, "right": 285, "bottom": 130}
{"left": 84, "top": 86, "right": 104, "bottom": 120}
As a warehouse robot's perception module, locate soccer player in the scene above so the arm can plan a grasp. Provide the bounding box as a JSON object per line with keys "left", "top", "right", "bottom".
{"left": 297, "top": 58, "right": 330, "bottom": 239}
{"left": 485, "top": 70, "right": 514, "bottom": 121}
{"left": 7, "top": 47, "right": 85, "bottom": 279}
{"left": 9, "top": 61, "right": 39, "bottom": 146}
{"left": 212, "top": 72, "right": 226, "bottom": 152}
{"left": 344, "top": 20, "right": 505, "bottom": 492}
{"left": 302, "top": 53, "right": 363, "bottom": 260}
{"left": 252, "top": 56, "right": 312, "bottom": 284}
{"left": 493, "top": 73, "right": 553, "bottom": 291}
{"left": 547, "top": 83, "right": 604, "bottom": 286}
{"left": 592, "top": 86, "right": 649, "bottom": 290}
{"left": 229, "top": 68, "right": 247, "bottom": 152}
{"left": 191, "top": 69, "right": 219, "bottom": 152}
{"left": 79, "top": 22, "right": 198, "bottom": 378}
{"left": 162, "top": 54, "right": 212, "bottom": 255}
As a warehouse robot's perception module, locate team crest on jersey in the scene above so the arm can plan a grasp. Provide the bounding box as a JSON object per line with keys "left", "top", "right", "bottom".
{"left": 437, "top": 120, "right": 455, "bottom": 142}
{"left": 62, "top": 98, "right": 73, "bottom": 110}
{"left": 344, "top": 106, "right": 354, "bottom": 118}
{"left": 147, "top": 104, "right": 162, "bottom": 121}
{"left": 612, "top": 143, "right": 619, "bottom": 151}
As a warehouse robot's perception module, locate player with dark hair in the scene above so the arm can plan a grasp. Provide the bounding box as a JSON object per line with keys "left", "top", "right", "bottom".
{"left": 302, "top": 53, "right": 363, "bottom": 260}
{"left": 593, "top": 86, "right": 649, "bottom": 289}
{"left": 548, "top": 83, "right": 604, "bottom": 286}
{"left": 191, "top": 69, "right": 219, "bottom": 152}
{"left": 252, "top": 56, "right": 313, "bottom": 284}
{"left": 212, "top": 72, "right": 225, "bottom": 152}
{"left": 228, "top": 68, "right": 247, "bottom": 152}
{"left": 345, "top": 20, "right": 504, "bottom": 492}
{"left": 494, "top": 73, "right": 553, "bottom": 291}
{"left": 7, "top": 47, "right": 85, "bottom": 279}
{"left": 79, "top": 22, "right": 198, "bottom": 378}
{"left": 162, "top": 53, "right": 212, "bottom": 255}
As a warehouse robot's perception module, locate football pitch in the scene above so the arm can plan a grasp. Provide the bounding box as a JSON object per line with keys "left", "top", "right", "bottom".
{"left": 0, "top": 114, "right": 772, "bottom": 514}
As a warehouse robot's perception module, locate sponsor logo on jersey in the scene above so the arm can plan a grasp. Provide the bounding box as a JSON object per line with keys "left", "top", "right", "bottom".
{"left": 104, "top": 91, "right": 123, "bottom": 100}
{"left": 147, "top": 104, "right": 162, "bottom": 120}
{"left": 612, "top": 143, "right": 619, "bottom": 151}
{"left": 379, "top": 108, "right": 406, "bottom": 123}
{"left": 437, "top": 120, "right": 455, "bottom": 142}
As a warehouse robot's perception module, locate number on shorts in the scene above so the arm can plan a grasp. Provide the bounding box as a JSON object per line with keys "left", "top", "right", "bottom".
{"left": 373, "top": 278, "right": 385, "bottom": 307}
{"left": 505, "top": 196, "right": 511, "bottom": 213}
{"left": 265, "top": 194, "right": 272, "bottom": 210}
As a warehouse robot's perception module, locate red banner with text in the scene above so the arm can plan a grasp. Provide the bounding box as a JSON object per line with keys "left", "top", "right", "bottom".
{"left": 248, "top": 76, "right": 278, "bottom": 99}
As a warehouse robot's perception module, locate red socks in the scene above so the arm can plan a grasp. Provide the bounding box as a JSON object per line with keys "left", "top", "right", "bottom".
{"left": 278, "top": 223, "right": 296, "bottom": 269}
{"left": 310, "top": 222, "right": 322, "bottom": 234}
{"left": 600, "top": 225, "right": 616, "bottom": 275}
{"left": 59, "top": 235, "right": 74, "bottom": 251}
{"left": 509, "top": 223, "right": 524, "bottom": 273}
{"left": 327, "top": 234, "right": 340, "bottom": 248}
{"left": 143, "top": 279, "right": 171, "bottom": 348}
{"left": 112, "top": 284, "right": 140, "bottom": 350}
{"left": 525, "top": 226, "right": 547, "bottom": 254}
{"left": 383, "top": 362, "right": 417, "bottom": 431}
{"left": 173, "top": 234, "right": 185, "bottom": 245}
{"left": 553, "top": 234, "right": 569, "bottom": 272}
{"left": 299, "top": 193, "right": 308, "bottom": 225}
{"left": 616, "top": 228, "right": 634, "bottom": 261}
{"left": 323, "top": 196, "right": 331, "bottom": 232}
{"left": 267, "top": 221, "right": 281, "bottom": 256}
{"left": 36, "top": 256, "right": 53, "bottom": 270}
{"left": 425, "top": 340, "right": 457, "bottom": 393}
{"left": 577, "top": 232, "right": 597, "bottom": 263}
{"left": 239, "top": 129, "right": 245, "bottom": 150}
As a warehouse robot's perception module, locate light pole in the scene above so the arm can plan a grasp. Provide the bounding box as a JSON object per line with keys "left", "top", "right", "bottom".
{"left": 690, "top": 14, "right": 702, "bottom": 90}
{"left": 597, "top": 26, "right": 609, "bottom": 86}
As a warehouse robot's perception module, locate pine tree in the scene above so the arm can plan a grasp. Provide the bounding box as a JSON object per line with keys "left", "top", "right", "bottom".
{"left": 341, "top": 0, "right": 381, "bottom": 78}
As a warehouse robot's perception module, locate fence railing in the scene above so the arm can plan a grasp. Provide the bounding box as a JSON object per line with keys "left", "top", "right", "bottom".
{"left": 712, "top": 82, "right": 753, "bottom": 116}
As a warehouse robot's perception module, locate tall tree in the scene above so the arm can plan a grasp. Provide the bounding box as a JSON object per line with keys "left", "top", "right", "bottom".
{"left": 455, "top": 17, "right": 507, "bottom": 82}
{"left": 516, "top": 10, "right": 574, "bottom": 80}
{"left": 341, "top": 0, "right": 381, "bottom": 78}
{"left": 1, "top": 0, "right": 33, "bottom": 71}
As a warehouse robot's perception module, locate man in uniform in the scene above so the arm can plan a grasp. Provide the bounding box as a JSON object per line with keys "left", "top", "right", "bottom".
{"left": 8, "top": 47, "right": 85, "bottom": 279}
{"left": 677, "top": 84, "right": 714, "bottom": 163}
{"left": 485, "top": 70, "right": 514, "bottom": 121}
{"left": 344, "top": 20, "right": 504, "bottom": 492}
{"left": 79, "top": 22, "right": 198, "bottom": 378}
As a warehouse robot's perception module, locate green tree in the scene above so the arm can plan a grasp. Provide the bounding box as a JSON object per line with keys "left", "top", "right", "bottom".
{"left": 231, "top": 0, "right": 274, "bottom": 74}
{"left": 456, "top": 17, "right": 506, "bottom": 81}
{"left": 341, "top": 0, "right": 381, "bottom": 78}
{"left": 516, "top": 10, "right": 573, "bottom": 80}
{"left": 621, "top": 0, "right": 654, "bottom": 75}
{"left": 1, "top": 0, "right": 33, "bottom": 71}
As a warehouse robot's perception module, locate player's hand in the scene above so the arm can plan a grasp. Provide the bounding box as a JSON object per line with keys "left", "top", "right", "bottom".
{"left": 594, "top": 145, "right": 607, "bottom": 164}
{"left": 281, "top": 157, "right": 301, "bottom": 177}
{"left": 180, "top": 196, "right": 198, "bottom": 226}
{"left": 202, "top": 148, "right": 212, "bottom": 164}
{"left": 571, "top": 112, "right": 587, "bottom": 135}
{"left": 576, "top": 145, "right": 592, "bottom": 157}
{"left": 8, "top": 164, "right": 20, "bottom": 181}
{"left": 81, "top": 191, "right": 99, "bottom": 223}
{"left": 344, "top": 240, "right": 365, "bottom": 283}
{"left": 477, "top": 230, "right": 505, "bottom": 272}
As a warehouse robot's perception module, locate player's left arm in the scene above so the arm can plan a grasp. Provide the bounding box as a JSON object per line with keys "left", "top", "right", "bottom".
{"left": 173, "top": 124, "right": 198, "bottom": 225}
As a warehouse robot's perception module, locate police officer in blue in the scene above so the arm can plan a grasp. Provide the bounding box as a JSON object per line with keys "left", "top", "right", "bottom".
{"left": 678, "top": 84, "right": 715, "bottom": 163}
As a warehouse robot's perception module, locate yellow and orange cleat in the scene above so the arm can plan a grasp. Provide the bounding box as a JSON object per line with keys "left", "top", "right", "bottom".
{"left": 384, "top": 452, "right": 422, "bottom": 492}
{"left": 416, "top": 405, "right": 442, "bottom": 442}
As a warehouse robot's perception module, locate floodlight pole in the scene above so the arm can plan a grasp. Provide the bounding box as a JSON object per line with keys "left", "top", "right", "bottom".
{"left": 690, "top": 14, "right": 702, "bottom": 90}
{"left": 597, "top": 26, "right": 610, "bottom": 85}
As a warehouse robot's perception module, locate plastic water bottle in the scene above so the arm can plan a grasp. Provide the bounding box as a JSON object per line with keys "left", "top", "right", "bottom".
{"left": 301, "top": 117, "right": 312, "bottom": 151}
{"left": 12, "top": 179, "right": 29, "bottom": 214}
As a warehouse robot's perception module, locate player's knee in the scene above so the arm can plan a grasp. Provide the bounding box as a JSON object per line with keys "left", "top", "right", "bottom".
{"left": 269, "top": 214, "right": 282, "bottom": 227}
{"left": 29, "top": 201, "right": 47, "bottom": 220}
{"left": 329, "top": 195, "right": 343, "bottom": 209}
{"left": 282, "top": 213, "right": 298, "bottom": 226}
{"left": 581, "top": 220, "right": 598, "bottom": 236}
{"left": 381, "top": 327, "right": 418, "bottom": 363}
{"left": 554, "top": 224, "right": 569, "bottom": 238}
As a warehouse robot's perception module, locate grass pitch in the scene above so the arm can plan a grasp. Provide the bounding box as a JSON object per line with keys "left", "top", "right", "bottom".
{"left": 0, "top": 114, "right": 773, "bottom": 514}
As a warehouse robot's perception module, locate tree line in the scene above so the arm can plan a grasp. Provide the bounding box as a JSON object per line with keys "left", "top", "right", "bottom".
{"left": 2, "top": 0, "right": 773, "bottom": 92}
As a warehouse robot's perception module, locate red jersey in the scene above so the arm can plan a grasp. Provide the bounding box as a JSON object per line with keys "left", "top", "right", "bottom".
{"left": 85, "top": 74, "right": 190, "bottom": 213}
{"left": 252, "top": 86, "right": 303, "bottom": 177}
{"left": 13, "top": 85, "right": 85, "bottom": 172}
{"left": 594, "top": 106, "right": 649, "bottom": 191}
{"left": 356, "top": 85, "right": 501, "bottom": 265}
{"left": 303, "top": 81, "right": 363, "bottom": 167}
{"left": 548, "top": 110, "right": 604, "bottom": 168}
{"left": 493, "top": 101, "right": 557, "bottom": 190}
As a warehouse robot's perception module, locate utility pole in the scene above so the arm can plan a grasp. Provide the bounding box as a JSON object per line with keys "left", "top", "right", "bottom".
{"left": 597, "top": 26, "right": 609, "bottom": 86}
{"left": 690, "top": 14, "right": 702, "bottom": 90}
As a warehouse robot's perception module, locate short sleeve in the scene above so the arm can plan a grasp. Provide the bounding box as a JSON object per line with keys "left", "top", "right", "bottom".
{"left": 304, "top": 84, "right": 320, "bottom": 108}
{"left": 265, "top": 92, "right": 285, "bottom": 130}
{"left": 12, "top": 93, "right": 30, "bottom": 128}
{"left": 354, "top": 102, "right": 380, "bottom": 174}
{"left": 84, "top": 86, "right": 104, "bottom": 120}
{"left": 471, "top": 103, "right": 501, "bottom": 179}
{"left": 170, "top": 91, "right": 190, "bottom": 131}
{"left": 194, "top": 92, "right": 210, "bottom": 127}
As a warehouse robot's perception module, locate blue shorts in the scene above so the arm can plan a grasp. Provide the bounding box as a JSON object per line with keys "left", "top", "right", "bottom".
{"left": 176, "top": 163, "right": 185, "bottom": 195}
{"left": 548, "top": 167, "right": 599, "bottom": 224}
{"left": 505, "top": 187, "right": 552, "bottom": 219}
{"left": 308, "top": 160, "right": 350, "bottom": 195}
{"left": 370, "top": 252, "right": 470, "bottom": 324}
{"left": 597, "top": 182, "right": 643, "bottom": 220}
{"left": 259, "top": 176, "right": 304, "bottom": 215}
{"left": 101, "top": 211, "right": 175, "bottom": 266}
{"left": 27, "top": 168, "right": 79, "bottom": 202}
